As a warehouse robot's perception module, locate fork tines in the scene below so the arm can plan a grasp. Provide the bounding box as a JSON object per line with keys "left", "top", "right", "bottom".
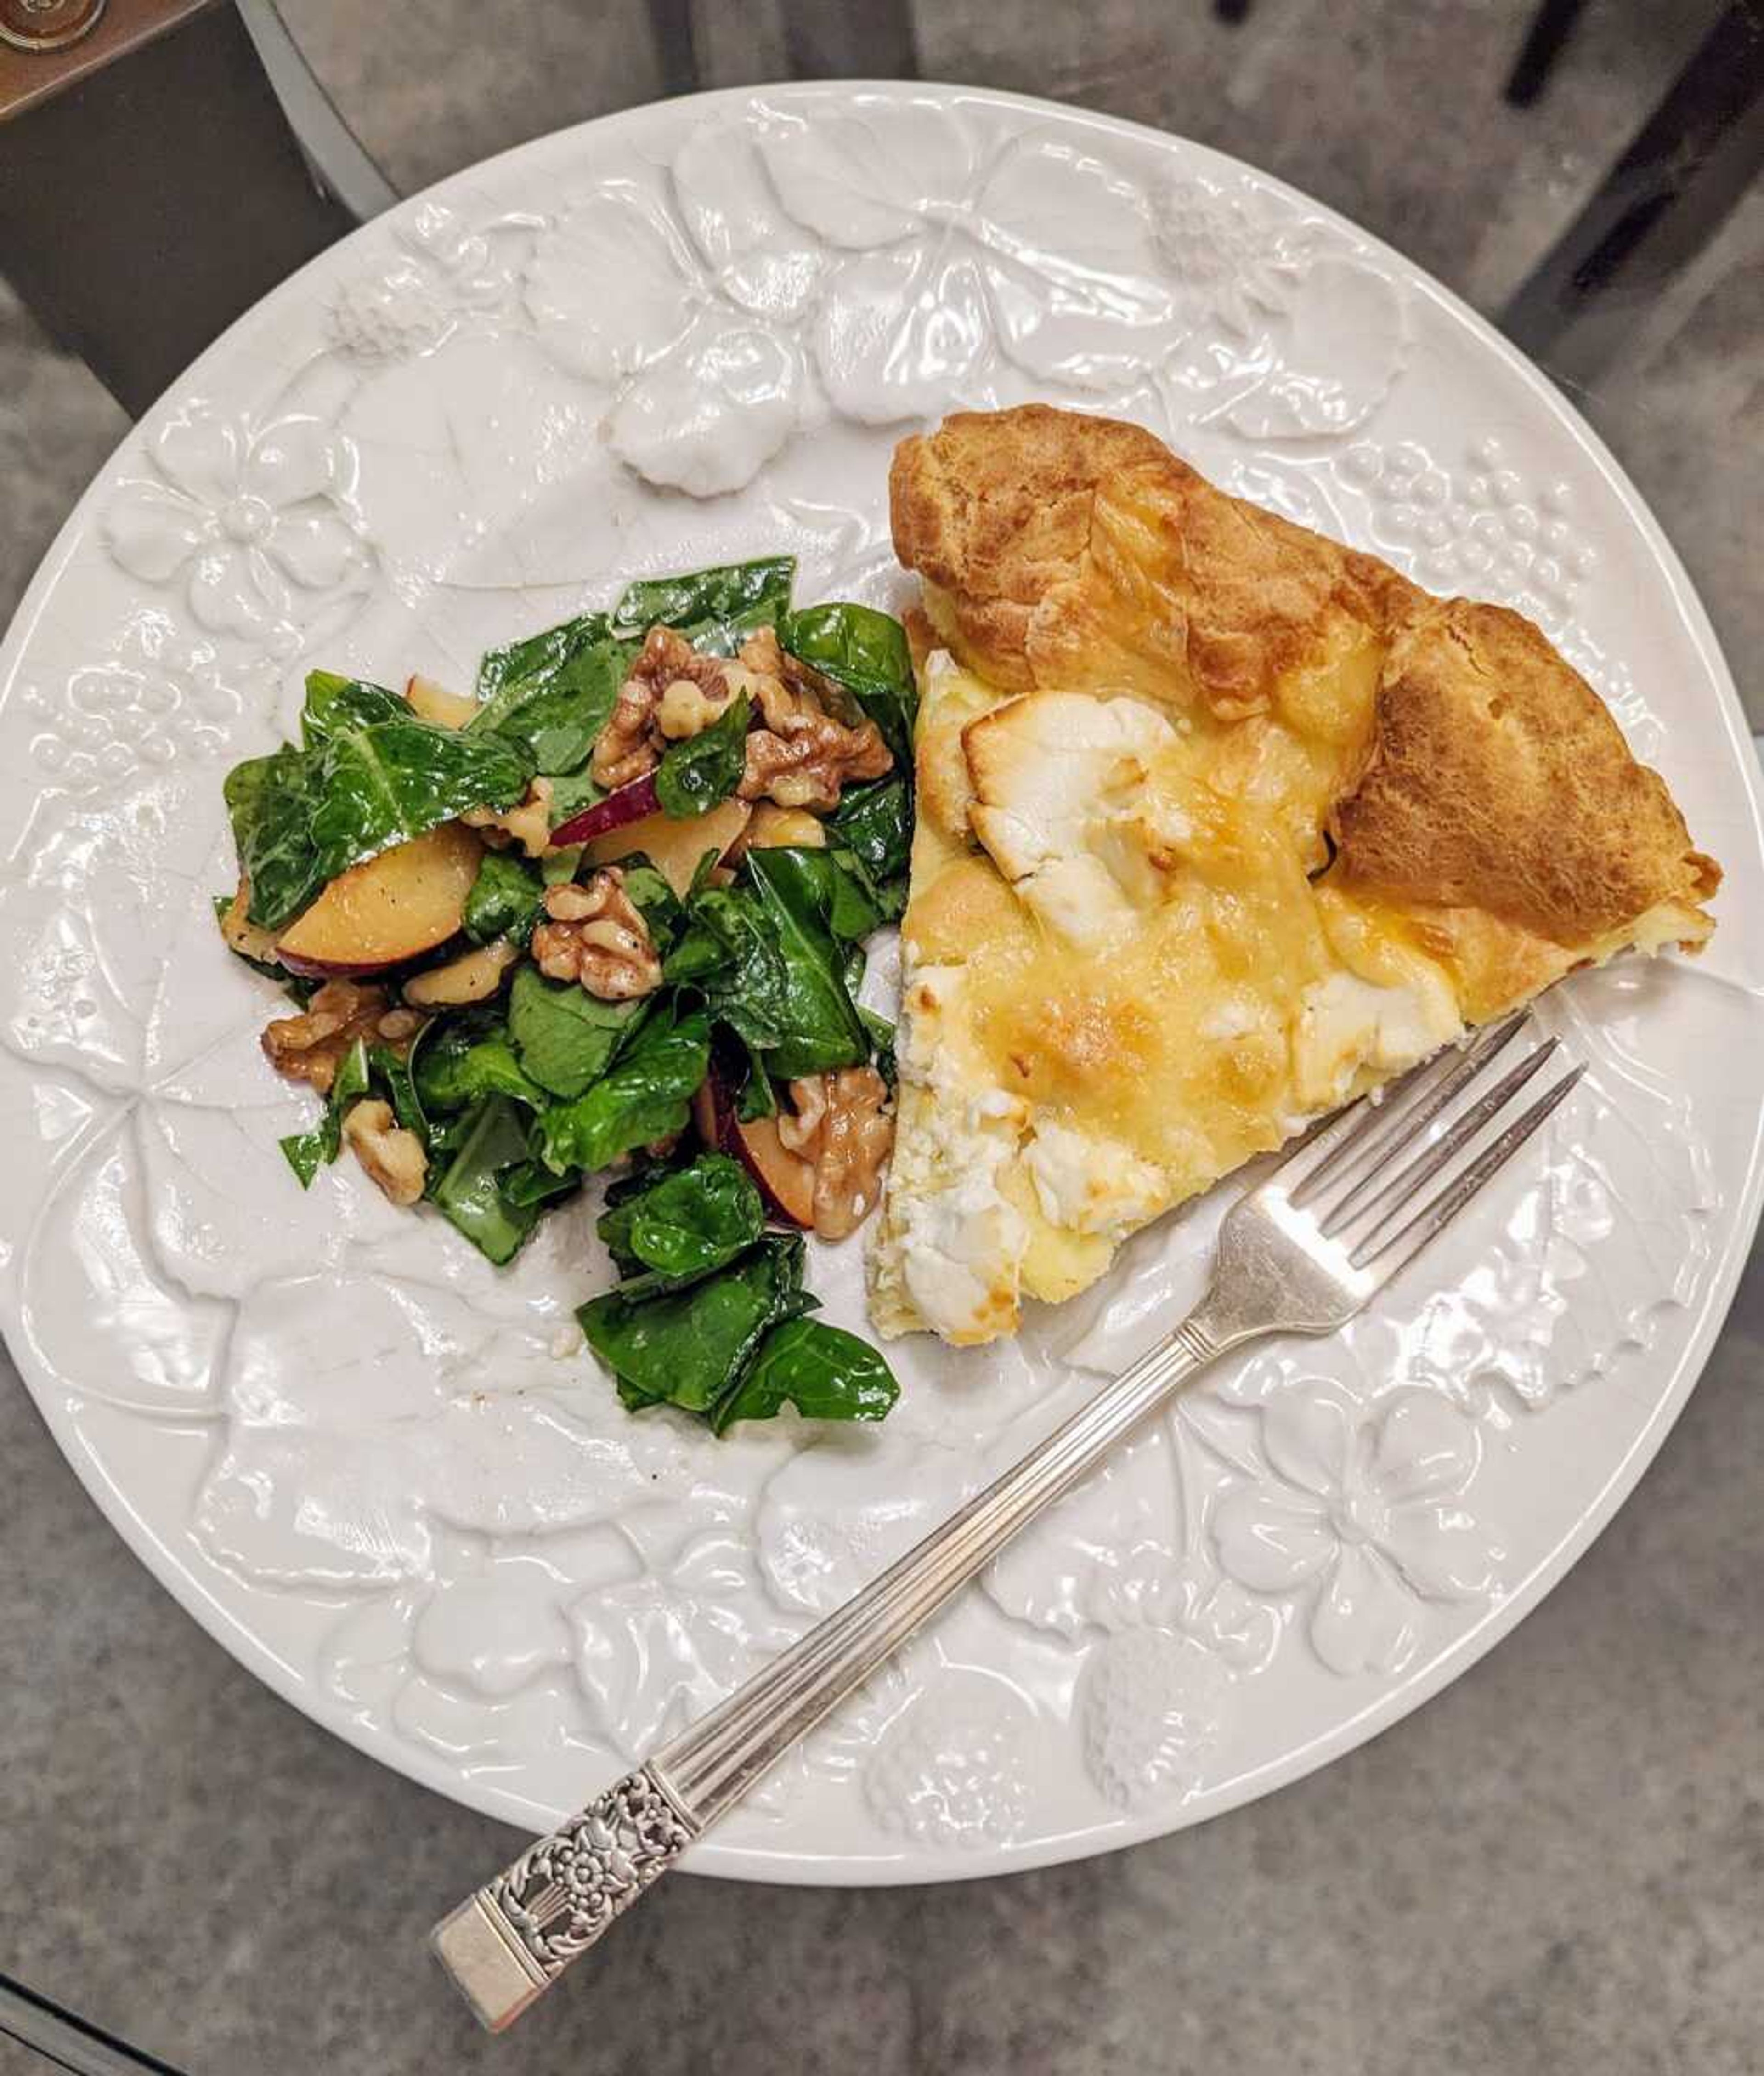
{"left": 1277, "top": 1014, "right": 1586, "bottom": 1278}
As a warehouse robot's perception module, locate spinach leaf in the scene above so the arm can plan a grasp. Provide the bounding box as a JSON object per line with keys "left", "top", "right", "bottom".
{"left": 368, "top": 1041, "right": 426, "bottom": 1142}
{"left": 597, "top": 1152, "right": 763, "bottom": 1286}
{"left": 499, "top": 1159, "right": 579, "bottom": 1210}
{"left": 301, "top": 670, "right": 408, "bottom": 741}
{"left": 416, "top": 1010, "right": 548, "bottom": 1113}
{"left": 578, "top": 1234, "right": 807, "bottom": 1413}
{"left": 463, "top": 851, "right": 544, "bottom": 948}
{"left": 507, "top": 964, "right": 643, "bottom": 1101}
{"left": 431, "top": 1096, "right": 543, "bottom": 1265}
{"left": 758, "top": 844, "right": 884, "bottom": 944}
{"left": 469, "top": 622, "right": 633, "bottom": 775}
{"left": 782, "top": 603, "right": 916, "bottom": 765}
{"left": 653, "top": 691, "right": 751, "bottom": 820}
{"left": 537, "top": 1010, "right": 710, "bottom": 1175}
{"left": 734, "top": 1042, "right": 779, "bottom": 1121}
{"left": 830, "top": 775, "right": 911, "bottom": 888}
{"left": 226, "top": 701, "right": 534, "bottom": 932}
{"left": 543, "top": 770, "right": 601, "bottom": 828}
{"left": 679, "top": 885, "right": 793, "bottom": 1050}
{"left": 476, "top": 610, "right": 605, "bottom": 700}
{"left": 279, "top": 1038, "right": 371, "bottom": 1187}
{"left": 611, "top": 557, "right": 795, "bottom": 656}
{"left": 741, "top": 848, "right": 871, "bottom": 1078}
{"left": 613, "top": 859, "right": 687, "bottom": 951}
{"left": 712, "top": 1316, "right": 900, "bottom": 1435}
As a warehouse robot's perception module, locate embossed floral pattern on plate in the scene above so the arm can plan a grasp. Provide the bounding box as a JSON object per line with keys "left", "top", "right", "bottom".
{"left": 0, "top": 84, "right": 1760, "bottom": 1886}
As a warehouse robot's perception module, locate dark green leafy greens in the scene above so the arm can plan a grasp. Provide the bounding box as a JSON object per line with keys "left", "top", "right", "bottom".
{"left": 507, "top": 964, "right": 645, "bottom": 1100}
{"left": 468, "top": 615, "right": 633, "bottom": 775}
{"left": 579, "top": 1208, "right": 898, "bottom": 1431}
{"left": 227, "top": 671, "right": 533, "bottom": 931}
{"left": 829, "top": 775, "right": 911, "bottom": 915}
{"left": 279, "top": 1038, "right": 371, "bottom": 1186}
{"left": 463, "top": 851, "right": 544, "bottom": 948}
{"left": 712, "top": 1316, "right": 899, "bottom": 1435}
{"left": 611, "top": 557, "right": 794, "bottom": 656}
{"left": 537, "top": 1010, "right": 711, "bottom": 1174}
{"left": 738, "top": 847, "right": 871, "bottom": 1078}
{"left": 224, "top": 558, "right": 917, "bottom": 1436}
{"left": 579, "top": 1235, "right": 810, "bottom": 1414}
{"left": 430, "top": 1096, "right": 544, "bottom": 1265}
{"left": 597, "top": 1151, "right": 762, "bottom": 1289}
{"left": 782, "top": 603, "right": 917, "bottom": 766}
{"left": 654, "top": 692, "right": 751, "bottom": 819}
{"left": 416, "top": 1010, "right": 548, "bottom": 1113}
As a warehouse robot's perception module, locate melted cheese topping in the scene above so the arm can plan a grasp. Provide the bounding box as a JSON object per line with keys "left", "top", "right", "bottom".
{"left": 870, "top": 630, "right": 1482, "bottom": 1344}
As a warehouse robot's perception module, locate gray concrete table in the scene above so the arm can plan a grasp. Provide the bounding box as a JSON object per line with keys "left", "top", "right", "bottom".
{"left": 3, "top": 5, "right": 1761, "bottom": 2072}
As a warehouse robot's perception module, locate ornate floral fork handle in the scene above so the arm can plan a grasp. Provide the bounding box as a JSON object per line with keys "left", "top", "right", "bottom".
{"left": 434, "top": 1017, "right": 1580, "bottom": 2029}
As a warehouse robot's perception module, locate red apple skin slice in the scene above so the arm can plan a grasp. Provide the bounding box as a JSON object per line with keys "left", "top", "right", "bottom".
{"left": 693, "top": 1070, "right": 814, "bottom": 1227}
{"left": 585, "top": 796, "right": 752, "bottom": 898}
{"left": 404, "top": 674, "right": 480, "bottom": 729}
{"left": 551, "top": 775, "right": 661, "bottom": 848}
{"left": 276, "top": 822, "right": 483, "bottom": 977}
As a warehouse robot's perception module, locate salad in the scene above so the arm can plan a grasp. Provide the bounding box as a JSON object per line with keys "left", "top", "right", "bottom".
{"left": 217, "top": 557, "right": 915, "bottom": 1435}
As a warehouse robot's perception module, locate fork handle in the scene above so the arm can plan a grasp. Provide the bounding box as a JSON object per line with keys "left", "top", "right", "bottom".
{"left": 433, "top": 1310, "right": 1233, "bottom": 2029}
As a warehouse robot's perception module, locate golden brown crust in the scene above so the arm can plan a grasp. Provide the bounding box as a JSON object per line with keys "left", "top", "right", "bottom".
{"left": 892, "top": 404, "right": 1717, "bottom": 956}
{"left": 1331, "top": 598, "right": 1720, "bottom": 945}
{"left": 889, "top": 403, "right": 1404, "bottom": 720}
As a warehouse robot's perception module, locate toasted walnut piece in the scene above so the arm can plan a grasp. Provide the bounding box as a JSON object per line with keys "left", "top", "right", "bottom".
{"left": 591, "top": 627, "right": 738, "bottom": 788}
{"left": 531, "top": 868, "right": 662, "bottom": 999}
{"left": 343, "top": 1099, "right": 427, "bottom": 1207}
{"left": 730, "top": 640, "right": 892, "bottom": 812}
{"left": 776, "top": 1067, "right": 893, "bottom": 1240}
{"left": 658, "top": 672, "right": 741, "bottom": 741}
{"left": 403, "top": 939, "right": 520, "bottom": 1008}
{"left": 261, "top": 981, "right": 415, "bottom": 1095}
{"left": 220, "top": 878, "right": 281, "bottom": 964}
{"left": 462, "top": 777, "right": 554, "bottom": 859}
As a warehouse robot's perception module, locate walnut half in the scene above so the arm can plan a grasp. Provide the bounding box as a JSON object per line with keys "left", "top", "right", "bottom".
{"left": 261, "top": 981, "right": 416, "bottom": 1095}
{"left": 735, "top": 630, "right": 892, "bottom": 812}
{"left": 776, "top": 1066, "right": 893, "bottom": 1239}
{"left": 531, "top": 868, "right": 662, "bottom": 999}
{"left": 343, "top": 1098, "right": 427, "bottom": 1206}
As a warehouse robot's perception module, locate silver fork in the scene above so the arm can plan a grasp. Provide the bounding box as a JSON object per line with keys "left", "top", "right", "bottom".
{"left": 433, "top": 1014, "right": 1583, "bottom": 2030}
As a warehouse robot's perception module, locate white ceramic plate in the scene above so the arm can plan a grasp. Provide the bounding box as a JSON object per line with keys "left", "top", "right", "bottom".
{"left": 4, "top": 84, "right": 1761, "bottom": 1885}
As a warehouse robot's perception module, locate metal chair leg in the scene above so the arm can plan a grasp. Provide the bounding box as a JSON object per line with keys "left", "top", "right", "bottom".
{"left": 1504, "top": 0, "right": 1591, "bottom": 108}
{"left": 0, "top": 0, "right": 393, "bottom": 417}
{"left": 1501, "top": 1, "right": 1764, "bottom": 385}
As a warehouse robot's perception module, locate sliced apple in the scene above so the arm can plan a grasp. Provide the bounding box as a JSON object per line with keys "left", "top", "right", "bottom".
{"left": 405, "top": 674, "right": 480, "bottom": 730}
{"left": 276, "top": 822, "right": 483, "bottom": 977}
{"left": 693, "top": 1072, "right": 814, "bottom": 1226}
{"left": 551, "top": 774, "right": 661, "bottom": 847}
{"left": 585, "top": 795, "right": 752, "bottom": 898}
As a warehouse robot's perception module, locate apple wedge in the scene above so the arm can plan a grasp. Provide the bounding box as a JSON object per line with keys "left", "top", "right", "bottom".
{"left": 276, "top": 822, "right": 483, "bottom": 976}
{"left": 692, "top": 1073, "right": 814, "bottom": 1227}
{"left": 405, "top": 674, "right": 480, "bottom": 730}
{"left": 583, "top": 795, "right": 752, "bottom": 899}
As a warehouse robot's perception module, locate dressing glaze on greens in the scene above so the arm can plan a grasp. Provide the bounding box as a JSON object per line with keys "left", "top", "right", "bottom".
{"left": 217, "top": 558, "right": 913, "bottom": 1434}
